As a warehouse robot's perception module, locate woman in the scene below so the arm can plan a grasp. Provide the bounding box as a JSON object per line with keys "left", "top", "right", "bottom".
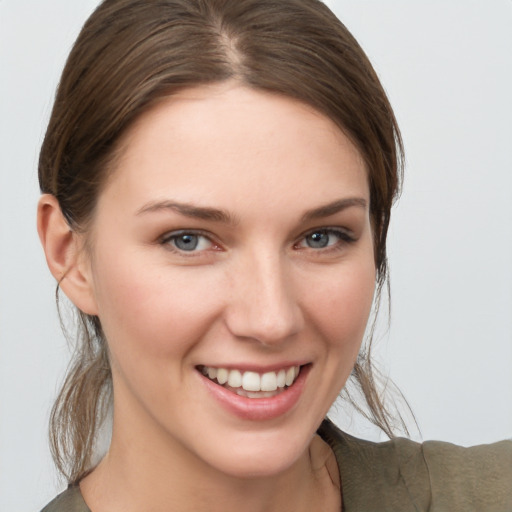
{"left": 37, "top": 0, "right": 511, "bottom": 511}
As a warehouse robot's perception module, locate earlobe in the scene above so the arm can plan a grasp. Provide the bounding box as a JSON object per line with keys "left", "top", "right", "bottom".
{"left": 37, "top": 194, "right": 99, "bottom": 315}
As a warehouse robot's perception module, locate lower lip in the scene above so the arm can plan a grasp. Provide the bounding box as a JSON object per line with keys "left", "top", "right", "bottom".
{"left": 199, "top": 365, "right": 310, "bottom": 421}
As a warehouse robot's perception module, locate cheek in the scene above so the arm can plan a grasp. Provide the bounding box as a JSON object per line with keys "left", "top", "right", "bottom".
{"left": 302, "top": 257, "right": 376, "bottom": 349}
{"left": 295, "top": 253, "right": 376, "bottom": 416}
{"left": 90, "top": 251, "right": 224, "bottom": 362}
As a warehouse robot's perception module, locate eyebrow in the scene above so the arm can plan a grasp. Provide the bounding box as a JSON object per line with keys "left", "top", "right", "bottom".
{"left": 136, "top": 196, "right": 367, "bottom": 225}
{"left": 136, "top": 200, "right": 238, "bottom": 225}
{"left": 301, "top": 197, "right": 367, "bottom": 222}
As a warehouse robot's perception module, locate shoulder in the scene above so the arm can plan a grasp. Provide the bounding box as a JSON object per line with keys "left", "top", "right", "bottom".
{"left": 40, "top": 486, "right": 90, "bottom": 512}
{"left": 318, "top": 419, "right": 431, "bottom": 511}
{"left": 421, "top": 437, "right": 512, "bottom": 511}
{"left": 318, "top": 418, "right": 512, "bottom": 512}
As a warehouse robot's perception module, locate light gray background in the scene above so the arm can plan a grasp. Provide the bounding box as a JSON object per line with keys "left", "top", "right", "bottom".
{"left": 1, "top": 1, "right": 511, "bottom": 510}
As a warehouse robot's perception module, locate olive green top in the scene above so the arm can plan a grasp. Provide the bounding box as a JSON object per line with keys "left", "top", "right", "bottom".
{"left": 41, "top": 419, "right": 512, "bottom": 512}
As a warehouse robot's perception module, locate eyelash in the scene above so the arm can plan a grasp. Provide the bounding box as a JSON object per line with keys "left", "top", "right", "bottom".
{"left": 294, "top": 228, "right": 356, "bottom": 253}
{"left": 159, "top": 227, "right": 356, "bottom": 256}
{"left": 159, "top": 230, "right": 219, "bottom": 256}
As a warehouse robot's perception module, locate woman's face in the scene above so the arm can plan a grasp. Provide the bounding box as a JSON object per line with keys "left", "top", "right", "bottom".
{"left": 83, "top": 83, "right": 376, "bottom": 478}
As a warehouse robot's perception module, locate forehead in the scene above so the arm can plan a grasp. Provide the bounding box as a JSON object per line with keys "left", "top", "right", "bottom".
{"left": 102, "top": 83, "right": 368, "bottom": 217}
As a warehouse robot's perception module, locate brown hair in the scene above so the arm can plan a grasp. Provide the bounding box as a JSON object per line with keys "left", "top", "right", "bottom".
{"left": 39, "top": 0, "right": 405, "bottom": 483}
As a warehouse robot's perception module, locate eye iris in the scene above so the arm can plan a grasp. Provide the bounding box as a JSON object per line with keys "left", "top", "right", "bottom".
{"left": 175, "top": 234, "right": 199, "bottom": 251}
{"left": 307, "top": 231, "right": 329, "bottom": 248}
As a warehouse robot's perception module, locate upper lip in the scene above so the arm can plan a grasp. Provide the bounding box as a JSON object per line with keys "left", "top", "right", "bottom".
{"left": 196, "top": 362, "right": 310, "bottom": 373}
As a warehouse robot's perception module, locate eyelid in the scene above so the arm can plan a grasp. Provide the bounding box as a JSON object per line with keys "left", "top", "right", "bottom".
{"left": 293, "top": 226, "right": 356, "bottom": 250}
{"left": 158, "top": 226, "right": 355, "bottom": 256}
{"left": 159, "top": 229, "right": 222, "bottom": 254}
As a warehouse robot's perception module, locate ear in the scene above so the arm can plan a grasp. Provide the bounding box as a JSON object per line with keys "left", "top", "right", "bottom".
{"left": 37, "top": 194, "right": 99, "bottom": 316}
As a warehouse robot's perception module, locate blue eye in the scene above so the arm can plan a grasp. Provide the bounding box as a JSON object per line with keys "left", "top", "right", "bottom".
{"left": 306, "top": 231, "right": 330, "bottom": 248}
{"left": 298, "top": 228, "right": 352, "bottom": 250}
{"left": 174, "top": 234, "right": 199, "bottom": 251}
{"left": 162, "top": 231, "right": 213, "bottom": 252}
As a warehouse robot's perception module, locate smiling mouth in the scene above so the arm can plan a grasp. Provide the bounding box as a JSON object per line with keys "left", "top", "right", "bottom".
{"left": 198, "top": 365, "right": 301, "bottom": 399}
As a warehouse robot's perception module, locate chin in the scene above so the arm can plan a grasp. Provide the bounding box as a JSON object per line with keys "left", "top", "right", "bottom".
{"left": 196, "top": 427, "right": 311, "bottom": 480}
{"left": 211, "top": 450, "right": 303, "bottom": 480}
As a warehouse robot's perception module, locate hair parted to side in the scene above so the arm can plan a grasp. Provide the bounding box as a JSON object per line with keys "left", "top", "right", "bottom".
{"left": 39, "top": 0, "right": 405, "bottom": 484}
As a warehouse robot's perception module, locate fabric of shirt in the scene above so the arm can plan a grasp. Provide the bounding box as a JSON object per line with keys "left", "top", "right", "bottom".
{"left": 40, "top": 418, "right": 512, "bottom": 512}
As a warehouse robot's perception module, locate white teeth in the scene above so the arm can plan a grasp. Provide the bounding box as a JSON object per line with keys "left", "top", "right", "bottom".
{"left": 238, "top": 389, "right": 277, "bottom": 399}
{"left": 242, "top": 371, "right": 261, "bottom": 391}
{"left": 227, "top": 369, "right": 242, "bottom": 388}
{"left": 261, "top": 371, "right": 278, "bottom": 392}
{"left": 201, "top": 365, "right": 301, "bottom": 393}
{"left": 216, "top": 368, "right": 228, "bottom": 385}
{"left": 276, "top": 369, "right": 286, "bottom": 388}
{"left": 285, "top": 367, "right": 296, "bottom": 386}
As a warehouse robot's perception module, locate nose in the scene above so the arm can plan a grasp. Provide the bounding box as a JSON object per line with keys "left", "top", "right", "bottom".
{"left": 224, "top": 251, "right": 304, "bottom": 346}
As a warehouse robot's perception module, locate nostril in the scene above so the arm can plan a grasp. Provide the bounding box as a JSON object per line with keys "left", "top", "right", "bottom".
{"left": 225, "top": 308, "right": 303, "bottom": 346}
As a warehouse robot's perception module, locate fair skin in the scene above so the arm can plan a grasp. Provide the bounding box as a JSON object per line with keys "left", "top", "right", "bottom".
{"left": 38, "top": 83, "right": 376, "bottom": 512}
